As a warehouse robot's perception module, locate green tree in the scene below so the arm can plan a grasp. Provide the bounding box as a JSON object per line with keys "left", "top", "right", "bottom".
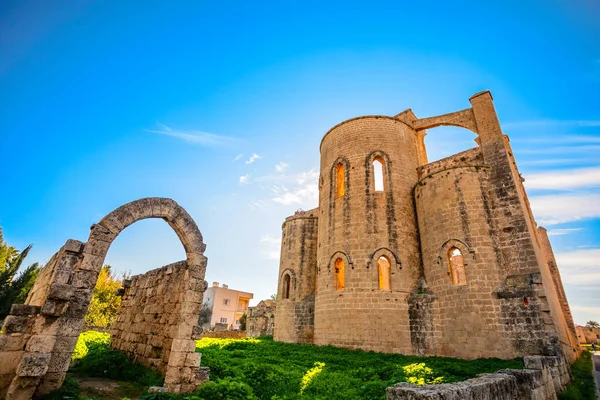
{"left": 199, "top": 302, "right": 212, "bottom": 326}
{"left": 0, "top": 228, "right": 40, "bottom": 320}
{"left": 239, "top": 312, "right": 247, "bottom": 331}
{"left": 84, "top": 265, "right": 122, "bottom": 328}
{"left": 586, "top": 320, "right": 599, "bottom": 328}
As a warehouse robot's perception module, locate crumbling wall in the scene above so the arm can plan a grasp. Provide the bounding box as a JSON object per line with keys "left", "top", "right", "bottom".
{"left": 247, "top": 301, "right": 275, "bottom": 337}
{"left": 575, "top": 325, "right": 600, "bottom": 344}
{"left": 110, "top": 261, "right": 201, "bottom": 375}
{"left": 387, "top": 355, "right": 570, "bottom": 400}
{"left": 0, "top": 197, "right": 210, "bottom": 399}
{"left": 0, "top": 239, "right": 85, "bottom": 400}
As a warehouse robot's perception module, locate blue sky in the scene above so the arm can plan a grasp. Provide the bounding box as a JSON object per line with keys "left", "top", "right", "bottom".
{"left": 0, "top": 1, "right": 599, "bottom": 324}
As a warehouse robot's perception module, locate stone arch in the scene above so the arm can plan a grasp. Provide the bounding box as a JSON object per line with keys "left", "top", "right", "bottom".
{"left": 279, "top": 268, "right": 297, "bottom": 299}
{"left": 4, "top": 197, "right": 209, "bottom": 398}
{"left": 368, "top": 247, "right": 401, "bottom": 270}
{"left": 327, "top": 251, "right": 353, "bottom": 271}
{"left": 364, "top": 150, "right": 393, "bottom": 194}
{"left": 437, "top": 239, "right": 474, "bottom": 285}
{"left": 412, "top": 108, "right": 478, "bottom": 135}
{"left": 329, "top": 156, "right": 350, "bottom": 200}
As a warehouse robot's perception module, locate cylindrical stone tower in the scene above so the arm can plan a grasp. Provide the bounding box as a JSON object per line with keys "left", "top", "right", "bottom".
{"left": 273, "top": 209, "right": 318, "bottom": 344}
{"left": 314, "top": 116, "right": 422, "bottom": 353}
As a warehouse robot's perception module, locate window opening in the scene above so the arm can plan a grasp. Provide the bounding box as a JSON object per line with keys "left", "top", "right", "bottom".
{"left": 283, "top": 274, "right": 291, "bottom": 299}
{"left": 334, "top": 258, "right": 345, "bottom": 290}
{"left": 336, "top": 163, "right": 345, "bottom": 197}
{"left": 373, "top": 157, "right": 384, "bottom": 191}
{"left": 223, "top": 299, "right": 230, "bottom": 305}
{"left": 448, "top": 247, "right": 466, "bottom": 285}
{"left": 377, "top": 255, "right": 391, "bottom": 290}
{"left": 220, "top": 317, "right": 227, "bottom": 323}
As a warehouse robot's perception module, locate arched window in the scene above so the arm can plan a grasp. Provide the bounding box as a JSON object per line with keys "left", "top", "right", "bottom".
{"left": 335, "top": 163, "right": 345, "bottom": 197}
{"left": 282, "top": 274, "right": 291, "bottom": 299}
{"left": 334, "top": 258, "right": 344, "bottom": 290}
{"left": 377, "top": 255, "right": 391, "bottom": 290}
{"left": 373, "top": 157, "right": 384, "bottom": 191}
{"left": 448, "top": 247, "right": 466, "bottom": 285}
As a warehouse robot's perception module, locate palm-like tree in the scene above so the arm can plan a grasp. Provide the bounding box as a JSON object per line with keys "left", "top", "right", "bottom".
{"left": 586, "top": 320, "right": 600, "bottom": 329}
{"left": 0, "top": 228, "right": 40, "bottom": 319}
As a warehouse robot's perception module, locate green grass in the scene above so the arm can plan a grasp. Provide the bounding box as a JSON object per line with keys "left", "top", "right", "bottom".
{"left": 46, "top": 331, "right": 525, "bottom": 400}
{"left": 194, "top": 335, "right": 523, "bottom": 400}
{"left": 558, "top": 351, "right": 596, "bottom": 400}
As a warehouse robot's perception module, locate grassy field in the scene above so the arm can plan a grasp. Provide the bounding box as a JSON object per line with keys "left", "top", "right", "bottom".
{"left": 45, "top": 331, "right": 524, "bottom": 399}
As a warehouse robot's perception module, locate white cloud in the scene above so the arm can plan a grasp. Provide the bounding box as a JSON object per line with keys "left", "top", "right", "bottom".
{"left": 260, "top": 234, "right": 281, "bottom": 245}
{"left": 524, "top": 166, "right": 600, "bottom": 190}
{"left": 271, "top": 169, "right": 319, "bottom": 207}
{"left": 529, "top": 193, "right": 600, "bottom": 225}
{"left": 234, "top": 154, "right": 244, "bottom": 161}
{"left": 239, "top": 174, "right": 249, "bottom": 184}
{"left": 275, "top": 162, "right": 289, "bottom": 173}
{"left": 246, "top": 153, "right": 262, "bottom": 164}
{"left": 249, "top": 200, "right": 267, "bottom": 210}
{"left": 504, "top": 120, "right": 600, "bottom": 129}
{"left": 547, "top": 228, "right": 583, "bottom": 236}
{"left": 555, "top": 248, "right": 600, "bottom": 286}
{"left": 148, "top": 123, "right": 235, "bottom": 145}
{"left": 259, "top": 234, "right": 281, "bottom": 260}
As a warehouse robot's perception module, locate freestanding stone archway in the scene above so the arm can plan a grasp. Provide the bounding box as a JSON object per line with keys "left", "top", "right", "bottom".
{"left": 0, "top": 198, "right": 209, "bottom": 399}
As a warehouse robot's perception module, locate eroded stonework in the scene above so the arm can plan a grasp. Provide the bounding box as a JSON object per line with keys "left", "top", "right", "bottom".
{"left": 274, "top": 91, "right": 580, "bottom": 365}
{"left": 0, "top": 198, "right": 209, "bottom": 399}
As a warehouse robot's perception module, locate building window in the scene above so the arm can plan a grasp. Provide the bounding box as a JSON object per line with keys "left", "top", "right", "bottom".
{"left": 448, "top": 247, "right": 467, "bottom": 285}
{"left": 336, "top": 163, "right": 345, "bottom": 197}
{"left": 282, "top": 274, "right": 291, "bottom": 299}
{"left": 373, "top": 157, "right": 384, "bottom": 191}
{"left": 334, "top": 258, "right": 344, "bottom": 290}
{"left": 377, "top": 255, "right": 391, "bottom": 290}
{"left": 223, "top": 299, "right": 230, "bottom": 305}
{"left": 220, "top": 317, "right": 227, "bottom": 323}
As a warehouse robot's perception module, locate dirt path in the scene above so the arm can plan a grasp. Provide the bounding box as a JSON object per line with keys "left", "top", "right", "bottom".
{"left": 71, "top": 376, "right": 146, "bottom": 400}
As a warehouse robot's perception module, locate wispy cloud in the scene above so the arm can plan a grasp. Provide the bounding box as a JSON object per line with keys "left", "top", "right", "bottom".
{"left": 275, "top": 162, "right": 289, "bottom": 173}
{"left": 246, "top": 153, "right": 262, "bottom": 164}
{"left": 555, "top": 248, "right": 600, "bottom": 286}
{"left": 524, "top": 166, "right": 600, "bottom": 190}
{"left": 530, "top": 193, "right": 600, "bottom": 225}
{"left": 547, "top": 228, "right": 583, "bottom": 236}
{"left": 239, "top": 174, "right": 249, "bottom": 184}
{"left": 259, "top": 234, "right": 281, "bottom": 260}
{"left": 234, "top": 154, "right": 244, "bottom": 161}
{"left": 271, "top": 168, "right": 319, "bottom": 206}
{"left": 504, "top": 120, "right": 600, "bottom": 129}
{"left": 147, "top": 123, "right": 236, "bottom": 145}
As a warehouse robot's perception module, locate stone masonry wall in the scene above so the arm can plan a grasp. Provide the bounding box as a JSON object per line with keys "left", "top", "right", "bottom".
{"left": 110, "top": 261, "right": 194, "bottom": 374}
{"left": 274, "top": 210, "right": 318, "bottom": 344}
{"left": 387, "top": 355, "right": 570, "bottom": 400}
{"left": 314, "top": 117, "right": 421, "bottom": 353}
{"left": 247, "top": 301, "right": 275, "bottom": 337}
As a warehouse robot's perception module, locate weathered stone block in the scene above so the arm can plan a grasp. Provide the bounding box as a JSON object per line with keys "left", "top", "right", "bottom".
{"left": 148, "top": 386, "right": 169, "bottom": 393}
{"left": 2, "top": 316, "right": 33, "bottom": 334}
{"left": 48, "top": 283, "right": 74, "bottom": 301}
{"left": 25, "top": 335, "right": 56, "bottom": 353}
{"left": 9, "top": 305, "right": 41, "bottom": 316}
{"left": 17, "top": 353, "right": 51, "bottom": 377}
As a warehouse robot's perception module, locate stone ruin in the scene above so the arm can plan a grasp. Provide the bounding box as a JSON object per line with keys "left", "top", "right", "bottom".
{"left": 246, "top": 300, "right": 275, "bottom": 337}
{"left": 0, "top": 198, "right": 209, "bottom": 399}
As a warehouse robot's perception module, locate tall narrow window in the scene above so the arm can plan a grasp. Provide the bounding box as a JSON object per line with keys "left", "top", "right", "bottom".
{"left": 377, "top": 256, "right": 391, "bottom": 290}
{"left": 448, "top": 247, "right": 466, "bottom": 285}
{"left": 283, "top": 274, "right": 291, "bottom": 299}
{"left": 334, "top": 258, "right": 344, "bottom": 290}
{"left": 336, "top": 163, "right": 345, "bottom": 197}
{"left": 373, "top": 157, "right": 384, "bottom": 191}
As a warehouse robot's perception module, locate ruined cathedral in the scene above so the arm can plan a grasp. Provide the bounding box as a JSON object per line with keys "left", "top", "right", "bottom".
{"left": 273, "top": 91, "right": 579, "bottom": 362}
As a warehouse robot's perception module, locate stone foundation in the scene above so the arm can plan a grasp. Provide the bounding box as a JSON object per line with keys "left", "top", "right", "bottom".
{"left": 387, "top": 355, "right": 570, "bottom": 400}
